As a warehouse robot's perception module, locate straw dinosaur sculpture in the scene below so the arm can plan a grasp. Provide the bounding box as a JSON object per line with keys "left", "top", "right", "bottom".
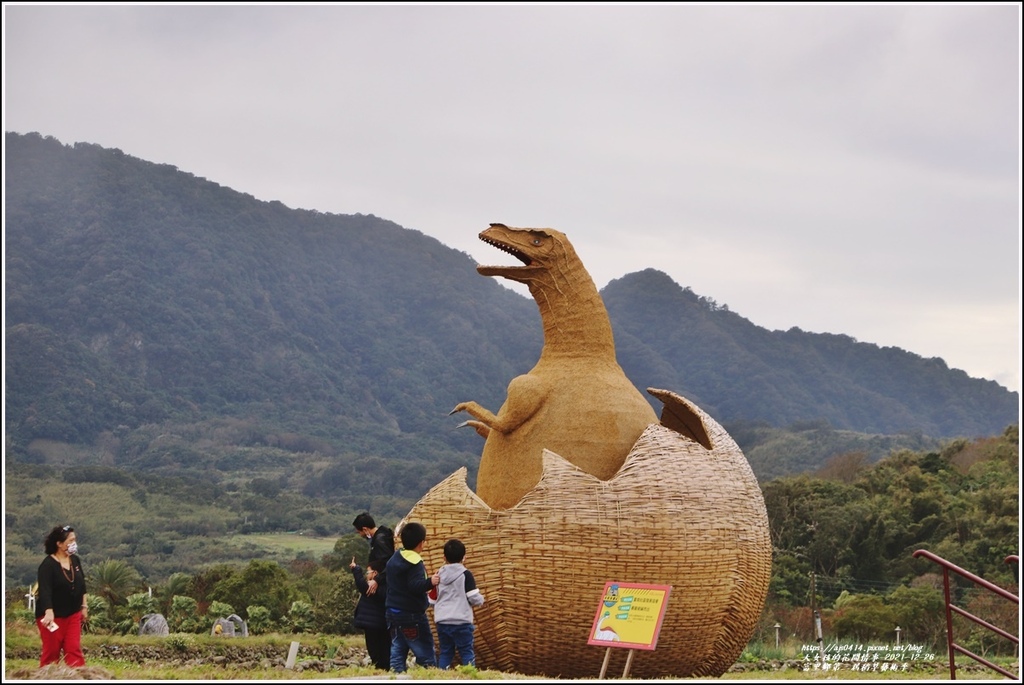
{"left": 450, "top": 223, "right": 658, "bottom": 509}
{"left": 405, "top": 224, "right": 771, "bottom": 678}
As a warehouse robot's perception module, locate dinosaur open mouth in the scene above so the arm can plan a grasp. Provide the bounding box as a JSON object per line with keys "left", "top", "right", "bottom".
{"left": 481, "top": 234, "right": 532, "bottom": 266}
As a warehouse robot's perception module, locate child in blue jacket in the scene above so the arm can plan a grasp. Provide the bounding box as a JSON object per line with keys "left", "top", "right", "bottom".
{"left": 384, "top": 522, "right": 440, "bottom": 672}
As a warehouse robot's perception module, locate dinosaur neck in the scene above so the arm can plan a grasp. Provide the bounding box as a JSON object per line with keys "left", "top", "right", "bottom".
{"left": 527, "top": 261, "right": 616, "bottom": 361}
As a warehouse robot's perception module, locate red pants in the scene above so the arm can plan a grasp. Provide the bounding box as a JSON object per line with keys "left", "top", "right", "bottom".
{"left": 37, "top": 611, "right": 85, "bottom": 667}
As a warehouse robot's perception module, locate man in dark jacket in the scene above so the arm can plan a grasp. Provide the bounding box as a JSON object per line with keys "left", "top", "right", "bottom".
{"left": 385, "top": 522, "right": 440, "bottom": 672}
{"left": 352, "top": 513, "right": 395, "bottom": 595}
{"left": 349, "top": 557, "right": 390, "bottom": 671}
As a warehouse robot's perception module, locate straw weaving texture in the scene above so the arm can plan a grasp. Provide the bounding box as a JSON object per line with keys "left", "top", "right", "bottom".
{"left": 404, "top": 389, "right": 771, "bottom": 678}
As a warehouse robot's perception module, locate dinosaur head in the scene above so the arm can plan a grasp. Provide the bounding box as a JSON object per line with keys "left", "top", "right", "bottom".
{"left": 476, "top": 223, "right": 568, "bottom": 284}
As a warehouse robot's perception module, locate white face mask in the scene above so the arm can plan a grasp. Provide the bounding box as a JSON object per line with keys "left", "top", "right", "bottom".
{"left": 66, "top": 542, "right": 78, "bottom": 556}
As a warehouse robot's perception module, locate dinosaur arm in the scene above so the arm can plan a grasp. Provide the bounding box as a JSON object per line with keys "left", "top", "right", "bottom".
{"left": 451, "top": 373, "right": 546, "bottom": 435}
{"left": 450, "top": 401, "right": 499, "bottom": 426}
{"left": 455, "top": 420, "right": 491, "bottom": 438}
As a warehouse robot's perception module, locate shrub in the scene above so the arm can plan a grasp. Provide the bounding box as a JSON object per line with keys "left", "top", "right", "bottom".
{"left": 165, "top": 633, "right": 197, "bottom": 652}
{"left": 288, "top": 600, "right": 315, "bottom": 634}
{"left": 6, "top": 607, "right": 35, "bottom": 625}
{"left": 246, "top": 605, "right": 273, "bottom": 635}
{"left": 168, "top": 595, "right": 202, "bottom": 633}
{"left": 125, "top": 592, "right": 159, "bottom": 623}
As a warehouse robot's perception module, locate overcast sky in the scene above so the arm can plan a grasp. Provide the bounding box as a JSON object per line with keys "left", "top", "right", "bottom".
{"left": 4, "top": 3, "right": 1021, "bottom": 395}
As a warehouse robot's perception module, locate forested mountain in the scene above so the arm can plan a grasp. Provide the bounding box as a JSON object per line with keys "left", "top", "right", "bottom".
{"left": 604, "top": 269, "right": 1016, "bottom": 437}
{"left": 4, "top": 131, "right": 1018, "bottom": 499}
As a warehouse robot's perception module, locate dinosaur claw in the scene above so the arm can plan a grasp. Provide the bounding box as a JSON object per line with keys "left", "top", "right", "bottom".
{"left": 448, "top": 407, "right": 459, "bottom": 416}
{"left": 455, "top": 419, "right": 491, "bottom": 438}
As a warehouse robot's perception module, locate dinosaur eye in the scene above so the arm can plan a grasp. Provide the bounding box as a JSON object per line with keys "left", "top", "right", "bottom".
{"left": 532, "top": 238, "right": 542, "bottom": 246}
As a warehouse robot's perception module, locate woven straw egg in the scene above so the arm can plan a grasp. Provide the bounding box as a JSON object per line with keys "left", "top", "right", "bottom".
{"left": 403, "top": 388, "right": 772, "bottom": 678}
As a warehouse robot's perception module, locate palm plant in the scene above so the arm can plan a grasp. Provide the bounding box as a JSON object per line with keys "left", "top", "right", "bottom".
{"left": 87, "top": 559, "right": 142, "bottom": 621}
{"left": 157, "top": 572, "right": 192, "bottom": 615}
{"left": 125, "top": 592, "right": 159, "bottom": 624}
{"left": 83, "top": 594, "right": 111, "bottom": 633}
{"left": 169, "top": 594, "right": 202, "bottom": 633}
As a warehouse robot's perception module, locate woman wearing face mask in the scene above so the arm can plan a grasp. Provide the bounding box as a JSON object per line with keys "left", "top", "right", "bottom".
{"left": 36, "top": 525, "right": 88, "bottom": 667}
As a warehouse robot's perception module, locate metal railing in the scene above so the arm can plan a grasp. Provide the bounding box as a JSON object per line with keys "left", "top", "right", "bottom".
{"left": 912, "top": 549, "right": 1019, "bottom": 680}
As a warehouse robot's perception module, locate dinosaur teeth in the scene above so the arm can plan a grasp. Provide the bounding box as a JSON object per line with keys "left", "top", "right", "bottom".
{"left": 481, "top": 236, "right": 530, "bottom": 266}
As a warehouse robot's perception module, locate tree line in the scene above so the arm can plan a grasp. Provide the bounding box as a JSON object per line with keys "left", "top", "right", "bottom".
{"left": 754, "top": 424, "right": 1018, "bottom": 657}
{"left": 5, "top": 426, "right": 1017, "bottom": 657}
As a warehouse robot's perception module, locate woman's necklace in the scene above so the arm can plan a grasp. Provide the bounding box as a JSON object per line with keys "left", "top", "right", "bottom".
{"left": 54, "top": 554, "right": 74, "bottom": 585}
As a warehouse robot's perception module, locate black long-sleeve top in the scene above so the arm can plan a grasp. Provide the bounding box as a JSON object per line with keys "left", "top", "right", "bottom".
{"left": 36, "top": 554, "right": 86, "bottom": 618}
{"left": 369, "top": 526, "right": 395, "bottom": 565}
{"left": 350, "top": 565, "right": 387, "bottom": 630}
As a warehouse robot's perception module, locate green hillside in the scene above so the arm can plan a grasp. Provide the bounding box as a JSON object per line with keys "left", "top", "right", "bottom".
{"left": 3, "top": 130, "right": 1019, "bottom": 584}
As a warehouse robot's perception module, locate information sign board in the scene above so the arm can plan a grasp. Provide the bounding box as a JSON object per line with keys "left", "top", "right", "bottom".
{"left": 587, "top": 581, "right": 672, "bottom": 651}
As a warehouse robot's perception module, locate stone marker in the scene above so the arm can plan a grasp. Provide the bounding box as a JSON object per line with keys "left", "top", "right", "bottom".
{"left": 285, "top": 641, "right": 300, "bottom": 669}
{"left": 138, "top": 613, "right": 169, "bottom": 636}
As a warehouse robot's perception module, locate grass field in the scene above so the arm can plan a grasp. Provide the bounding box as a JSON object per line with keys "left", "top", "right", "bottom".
{"left": 5, "top": 657, "right": 1009, "bottom": 681}
{"left": 3, "top": 622, "right": 1016, "bottom": 681}
{"left": 223, "top": 532, "right": 339, "bottom": 558}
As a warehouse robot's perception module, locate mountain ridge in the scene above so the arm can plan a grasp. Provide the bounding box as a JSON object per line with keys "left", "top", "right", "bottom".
{"left": 4, "top": 131, "right": 1018, "bottom": 476}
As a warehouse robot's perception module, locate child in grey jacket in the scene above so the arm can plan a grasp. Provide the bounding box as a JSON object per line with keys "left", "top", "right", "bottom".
{"left": 430, "top": 539, "right": 485, "bottom": 669}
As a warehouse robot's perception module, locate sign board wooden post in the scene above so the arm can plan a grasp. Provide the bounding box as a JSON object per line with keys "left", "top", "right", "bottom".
{"left": 587, "top": 582, "right": 672, "bottom": 678}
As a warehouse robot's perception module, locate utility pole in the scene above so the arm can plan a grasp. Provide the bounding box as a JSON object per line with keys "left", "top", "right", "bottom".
{"left": 815, "top": 610, "right": 824, "bottom": 666}
{"left": 810, "top": 572, "right": 823, "bottom": 666}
